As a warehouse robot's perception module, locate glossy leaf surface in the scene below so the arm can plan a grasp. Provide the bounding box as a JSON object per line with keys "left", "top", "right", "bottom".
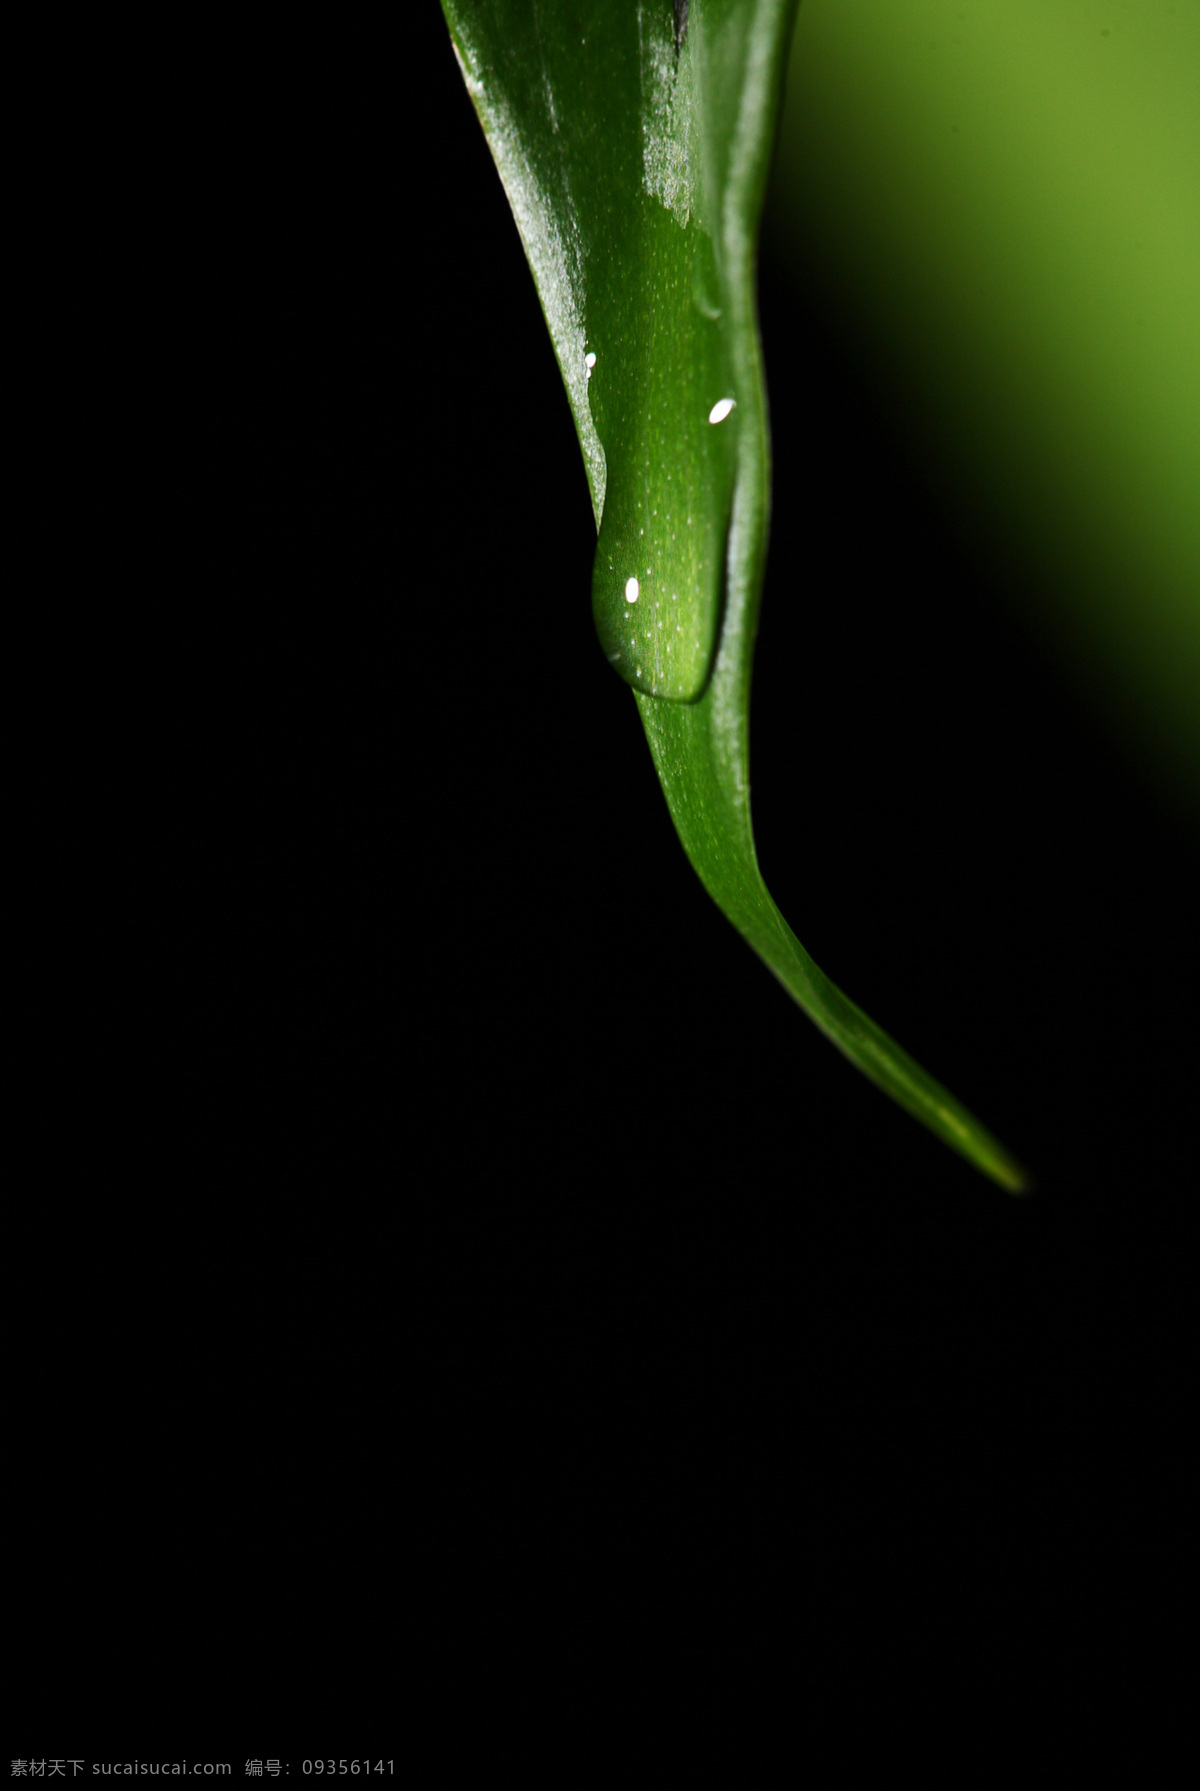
{"left": 442, "top": 0, "right": 1029, "bottom": 1191}
{"left": 446, "top": 0, "right": 760, "bottom": 701}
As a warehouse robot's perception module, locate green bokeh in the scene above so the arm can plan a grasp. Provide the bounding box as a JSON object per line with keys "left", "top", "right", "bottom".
{"left": 767, "top": 0, "right": 1200, "bottom": 815}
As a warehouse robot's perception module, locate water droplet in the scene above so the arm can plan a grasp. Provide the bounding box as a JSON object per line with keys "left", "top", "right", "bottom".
{"left": 625, "top": 577, "right": 640, "bottom": 603}
{"left": 708, "top": 397, "right": 736, "bottom": 425}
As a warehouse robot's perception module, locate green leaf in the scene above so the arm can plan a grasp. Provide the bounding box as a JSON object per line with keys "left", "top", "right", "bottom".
{"left": 442, "top": 0, "right": 1030, "bottom": 1193}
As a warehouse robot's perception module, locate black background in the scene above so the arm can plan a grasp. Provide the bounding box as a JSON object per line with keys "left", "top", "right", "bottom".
{"left": 17, "top": 6, "right": 1194, "bottom": 1729}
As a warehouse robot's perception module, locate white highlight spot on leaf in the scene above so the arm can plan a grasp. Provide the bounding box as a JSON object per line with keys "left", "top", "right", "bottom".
{"left": 625, "top": 577, "right": 640, "bottom": 603}
{"left": 708, "top": 397, "right": 737, "bottom": 425}
{"left": 586, "top": 351, "right": 596, "bottom": 379}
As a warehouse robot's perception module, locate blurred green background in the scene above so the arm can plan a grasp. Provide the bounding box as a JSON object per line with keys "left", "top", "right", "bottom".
{"left": 764, "top": 0, "right": 1199, "bottom": 819}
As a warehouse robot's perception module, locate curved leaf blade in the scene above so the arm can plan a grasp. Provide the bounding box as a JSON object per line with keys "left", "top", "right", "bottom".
{"left": 445, "top": 0, "right": 757, "bottom": 700}
{"left": 443, "top": 0, "right": 1030, "bottom": 1192}
{"left": 637, "top": 624, "right": 1032, "bottom": 1195}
